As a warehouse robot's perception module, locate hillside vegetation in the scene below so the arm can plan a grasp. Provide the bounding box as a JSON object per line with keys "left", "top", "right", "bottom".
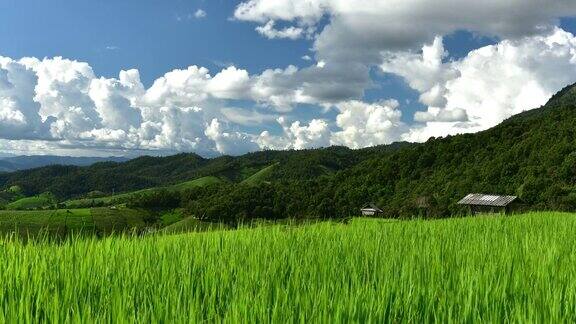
{"left": 6, "top": 192, "right": 56, "bottom": 210}
{"left": 64, "top": 176, "right": 224, "bottom": 209}
{"left": 0, "top": 155, "right": 127, "bottom": 172}
{"left": 0, "top": 207, "right": 157, "bottom": 237}
{"left": 241, "top": 162, "right": 278, "bottom": 184}
{"left": 2, "top": 212, "right": 576, "bottom": 322}
{"left": 3, "top": 84, "right": 576, "bottom": 220}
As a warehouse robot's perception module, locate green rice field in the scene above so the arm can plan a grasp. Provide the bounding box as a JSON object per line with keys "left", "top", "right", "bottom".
{"left": 0, "top": 207, "right": 150, "bottom": 237}
{"left": 64, "top": 176, "right": 224, "bottom": 208}
{"left": 5, "top": 192, "right": 55, "bottom": 210}
{"left": 1, "top": 212, "right": 576, "bottom": 322}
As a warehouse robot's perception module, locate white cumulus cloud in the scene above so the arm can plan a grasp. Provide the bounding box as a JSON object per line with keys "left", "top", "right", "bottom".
{"left": 4, "top": 2, "right": 576, "bottom": 156}
{"left": 331, "top": 100, "right": 405, "bottom": 148}
{"left": 255, "top": 20, "right": 305, "bottom": 40}
{"left": 395, "top": 28, "right": 576, "bottom": 141}
{"left": 205, "top": 118, "right": 258, "bottom": 155}
{"left": 194, "top": 9, "right": 207, "bottom": 19}
{"left": 235, "top": 0, "right": 576, "bottom": 62}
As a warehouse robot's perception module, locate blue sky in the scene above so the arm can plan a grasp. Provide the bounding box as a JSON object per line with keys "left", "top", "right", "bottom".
{"left": 1, "top": 1, "right": 576, "bottom": 156}
{"left": 0, "top": 0, "right": 309, "bottom": 85}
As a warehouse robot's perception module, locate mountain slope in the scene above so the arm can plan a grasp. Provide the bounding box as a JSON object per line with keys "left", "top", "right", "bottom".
{"left": 181, "top": 83, "right": 576, "bottom": 220}
{"left": 0, "top": 146, "right": 399, "bottom": 199}
{"left": 0, "top": 161, "right": 16, "bottom": 173}
{"left": 329, "top": 83, "right": 576, "bottom": 216}
{"left": 241, "top": 163, "right": 279, "bottom": 185}
{"left": 64, "top": 176, "right": 225, "bottom": 209}
{"left": 0, "top": 155, "right": 128, "bottom": 172}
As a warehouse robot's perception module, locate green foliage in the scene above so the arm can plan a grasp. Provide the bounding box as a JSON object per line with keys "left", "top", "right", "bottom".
{"left": 160, "top": 209, "right": 185, "bottom": 226}
{"left": 0, "top": 207, "right": 153, "bottom": 238}
{"left": 161, "top": 216, "right": 229, "bottom": 234}
{"left": 241, "top": 162, "right": 278, "bottom": 184}
{"left": 0, "top": 186, "right": 25, "bottom": 210}
{"left": 90, "top": 207, "right": 151, "bottom": 235}
{"left": 64, "top": 176, "right": 224, "bottom": 208}
{"left": 0, "top": 209, "right": 92, "bottom": 237}
{"left": 7, "top": 185, "right": 22, "bottom": 194}
{"left": 182, "top": 181, "right": 333, "bottom": 223}
{"left": 169, "top": 176, "right": 224, "bottom": 189}
{"left": 126, "top": 189, "right": 181, "bottom": 209}
{"left": 5, "top": 192, "right": 56, "bottom": 210}
{"left": 86, "top": 190, "right": 105, "bottom": 198}
{"left": 1, "top": 213, "right": 576, "bottom": 321}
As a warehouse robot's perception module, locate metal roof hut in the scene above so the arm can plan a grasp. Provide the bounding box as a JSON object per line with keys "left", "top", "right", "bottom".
{"left": 457, "top": 193, "right": 517, "bottom": 215}
{"left": 360, "top": 203, "right": 383, "bottom": 216}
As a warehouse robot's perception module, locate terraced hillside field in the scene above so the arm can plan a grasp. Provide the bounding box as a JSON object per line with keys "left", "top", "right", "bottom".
{"left": 5, "top": 192, "right": 55, "bottom": 210}
{"left": 64, "top": 176, "right": 224, "bottom": 208}
{"left": 0, "top": 207, "right": 152, "bottom": 237}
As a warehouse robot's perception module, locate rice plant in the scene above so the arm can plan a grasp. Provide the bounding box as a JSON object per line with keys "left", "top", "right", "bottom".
{"left": 0, "top": 212, "right": 575, "bottom": 322}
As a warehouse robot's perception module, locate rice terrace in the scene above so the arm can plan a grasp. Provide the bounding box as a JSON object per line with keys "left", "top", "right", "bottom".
{"left": 5, "top": 0, "right": 576, "bottom": 322}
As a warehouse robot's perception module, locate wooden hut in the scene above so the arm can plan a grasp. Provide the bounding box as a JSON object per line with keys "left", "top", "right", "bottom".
{"left": 414, "top": 196, "right": 431, "bottom": 217}
{"left": 457, "top": 193, "right": 517, "bottom": 214}
{"left": 360, "top": 203, "right": 383, "bottom": 216}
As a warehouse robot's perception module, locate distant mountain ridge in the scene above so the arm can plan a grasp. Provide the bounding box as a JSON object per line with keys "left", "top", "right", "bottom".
{"left": 0, "top": 144, "right": 410, "bottom": 199}
{"left": 0, "top": 155, "right": 129, "bottom": 172}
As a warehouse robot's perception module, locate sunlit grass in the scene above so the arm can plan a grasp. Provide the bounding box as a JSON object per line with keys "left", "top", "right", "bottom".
{"left": 0, "top": 212, "right": 575, "bottom": 322}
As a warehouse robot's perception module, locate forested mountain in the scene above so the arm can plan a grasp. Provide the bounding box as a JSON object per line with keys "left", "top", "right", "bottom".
{"left": 0, "top": 161, "right": 16, "bottom": 173}
{"left": 0, "top": 155, "right": 128, "bottom": 172}
{"left": 3, "top": 83, "right": 576, "bottom": 220}
{"left": 0, "top": 144, "right": 409, "bottom": 199}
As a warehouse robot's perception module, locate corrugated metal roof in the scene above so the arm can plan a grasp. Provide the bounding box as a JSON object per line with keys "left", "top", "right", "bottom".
{"left": 457, "top": 193, "right": 517, "bottom": 207}
{"left": 361, "top": 203, "right": 383, "bottom": 212}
